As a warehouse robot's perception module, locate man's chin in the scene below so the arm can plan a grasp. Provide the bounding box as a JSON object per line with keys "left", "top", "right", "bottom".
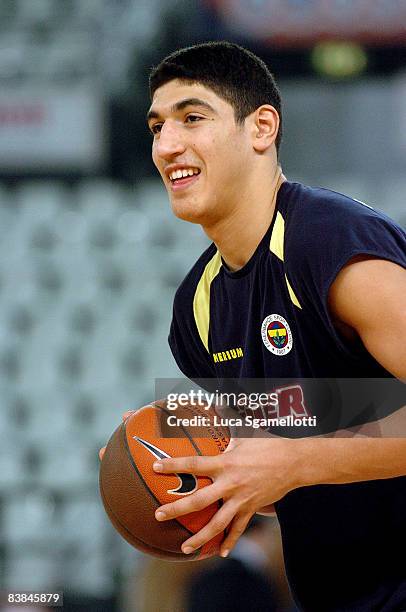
{"left": 171, "top": 201, "right": 207, "bottom": 225}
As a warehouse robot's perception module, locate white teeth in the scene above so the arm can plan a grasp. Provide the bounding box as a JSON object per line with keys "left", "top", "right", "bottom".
{"left": 169, "top": 168, "right": 200, "bottom": 181}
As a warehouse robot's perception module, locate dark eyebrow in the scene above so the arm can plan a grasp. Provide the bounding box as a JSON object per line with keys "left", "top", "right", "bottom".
{"left": 146, "top": 98, "right": 216, "bottom": 123}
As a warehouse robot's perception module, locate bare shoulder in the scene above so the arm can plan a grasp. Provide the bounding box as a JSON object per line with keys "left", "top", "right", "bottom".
{"left": 328, "top": 255, "right": 406, "bottom": 323}
{"left": 328, "top": 255, "right": 406, "bottom": 377}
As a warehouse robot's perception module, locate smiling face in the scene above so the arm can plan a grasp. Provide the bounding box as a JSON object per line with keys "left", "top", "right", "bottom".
{"left": 147, "top": 79, "right": 255, "bottom": 225}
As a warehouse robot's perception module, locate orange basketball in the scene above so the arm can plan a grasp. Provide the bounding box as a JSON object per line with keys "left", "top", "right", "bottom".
{"left": 99, "top": 399, "right": 230, "bottom": 561}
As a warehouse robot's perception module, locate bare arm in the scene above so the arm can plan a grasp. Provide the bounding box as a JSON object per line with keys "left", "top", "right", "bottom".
{"left": 328, "top": 256, "right": 406, "bottom": 380}
{"left": 289, "top": 256, "right": 406, "bottom": 483}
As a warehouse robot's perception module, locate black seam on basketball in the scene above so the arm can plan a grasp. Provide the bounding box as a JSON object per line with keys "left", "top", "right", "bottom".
{"left": 100, "top": 476, "right": 199, "bottom": 561}
{"left": 156, "top": 404, "right": 227, "bottom": 540}
{"left": 121, "top": 420, "right": 196, "bottom": 538}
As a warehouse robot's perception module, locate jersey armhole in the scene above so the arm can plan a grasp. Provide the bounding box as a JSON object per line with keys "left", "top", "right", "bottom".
{"left": 321, "top": 250, "right": 406, "bottom": 358}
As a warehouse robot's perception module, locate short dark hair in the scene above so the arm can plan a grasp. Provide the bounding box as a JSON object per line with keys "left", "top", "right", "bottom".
{"left": 149, "top": 41, "right": 283, "bottom": 153}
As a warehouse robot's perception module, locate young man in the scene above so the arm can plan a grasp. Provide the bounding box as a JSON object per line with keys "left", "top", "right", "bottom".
{"left": 140, "top": 42, "right": 406, "bottom": 610}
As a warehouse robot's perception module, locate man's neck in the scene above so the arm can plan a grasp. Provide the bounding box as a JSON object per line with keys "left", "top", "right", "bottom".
{"left": 203, "top": 166, "right": 285, "bottom": 272}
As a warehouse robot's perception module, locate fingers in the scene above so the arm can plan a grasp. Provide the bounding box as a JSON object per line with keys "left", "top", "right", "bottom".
{"left": 153, "top": 454, "right": 221, "bottom": 476}
{"left": 155, "top": 481, "right": 223, "bottom": 522}
{"left": 180, "top": 500, "right": 239, "bottom": 555}
{"left": 99, "top": 447, "right": 106, "bottom": 461}
{"left": 219, "top": 512, "right": 253, "bottom": 557}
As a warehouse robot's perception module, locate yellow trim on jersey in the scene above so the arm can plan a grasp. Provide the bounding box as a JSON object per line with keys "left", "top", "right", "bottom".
{"left": 270, "top": 211, "right": 285, "bottom": 261}
{"left": 193, "top": 250, "right": 222, "bottom": 352}
{"left": 269, "top": 209, "right": 302, "bottom": 309}
{"left": 285, "top": 274, "right": 302, "bottom": 310}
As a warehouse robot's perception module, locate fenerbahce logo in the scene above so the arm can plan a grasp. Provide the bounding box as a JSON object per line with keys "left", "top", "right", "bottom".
{"left": 261, "top": 314, "right": 293, "bottom": 356}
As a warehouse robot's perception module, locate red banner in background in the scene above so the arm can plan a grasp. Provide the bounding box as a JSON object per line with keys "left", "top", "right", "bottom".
{"left": 0, "top": 82, "right": 106, "bottom": 173}
{"left": 207, "top": 0, "right": 406, "bottom": 47}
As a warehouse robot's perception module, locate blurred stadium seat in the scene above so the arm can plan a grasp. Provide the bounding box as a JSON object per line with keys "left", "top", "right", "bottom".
{"left": 0, "top": 177, "right": 194, "bottom": 587}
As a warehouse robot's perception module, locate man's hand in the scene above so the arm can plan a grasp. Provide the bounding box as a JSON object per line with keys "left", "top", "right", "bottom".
{"left": 152, "top": 436, "right": 299, "bottom": 558}
{"left": 99, "top": 411, "right": 280, "bottom": 555}
{"left": 98, "top": 407, "right": 406, "bottom": 558}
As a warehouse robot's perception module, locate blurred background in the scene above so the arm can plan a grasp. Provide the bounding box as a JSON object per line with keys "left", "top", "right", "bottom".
{"left": 0, "top": 0, "right": 404, "bottom": 610}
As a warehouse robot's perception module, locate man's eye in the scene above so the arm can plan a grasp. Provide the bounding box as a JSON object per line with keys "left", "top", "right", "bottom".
{"left": 151, "top": 124, "right": 162, "bottom": 135}
{"left": 186, "top": 115, "right": 202, "bottom": 123}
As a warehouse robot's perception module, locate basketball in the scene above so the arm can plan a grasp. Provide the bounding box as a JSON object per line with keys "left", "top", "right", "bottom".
{"left": 99, "top": 399, "right": 230, "bottom": 561}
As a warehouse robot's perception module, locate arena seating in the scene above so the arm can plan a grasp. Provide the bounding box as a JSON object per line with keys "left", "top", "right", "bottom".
{"left": 0, "top": 176, "right": 402, "bottom": 596}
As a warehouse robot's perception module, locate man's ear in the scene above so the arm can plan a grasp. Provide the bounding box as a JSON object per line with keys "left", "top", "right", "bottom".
{"left": 252, "top": 105, "right": 280, "bottom": 153}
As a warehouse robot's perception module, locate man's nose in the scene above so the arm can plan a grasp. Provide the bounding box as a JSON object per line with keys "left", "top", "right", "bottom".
{"left": 155, "top": 122, "right": 186, "bottom": 160}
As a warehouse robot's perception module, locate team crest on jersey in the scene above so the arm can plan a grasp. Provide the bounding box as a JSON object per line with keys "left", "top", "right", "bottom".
{"left": 261, "top": 314, "right": 293, "bottom": 356}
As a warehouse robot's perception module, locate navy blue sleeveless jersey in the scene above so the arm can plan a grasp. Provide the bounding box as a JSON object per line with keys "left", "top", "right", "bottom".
{"left": 168, "top": 180, "right": 406, "bottom": 611}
